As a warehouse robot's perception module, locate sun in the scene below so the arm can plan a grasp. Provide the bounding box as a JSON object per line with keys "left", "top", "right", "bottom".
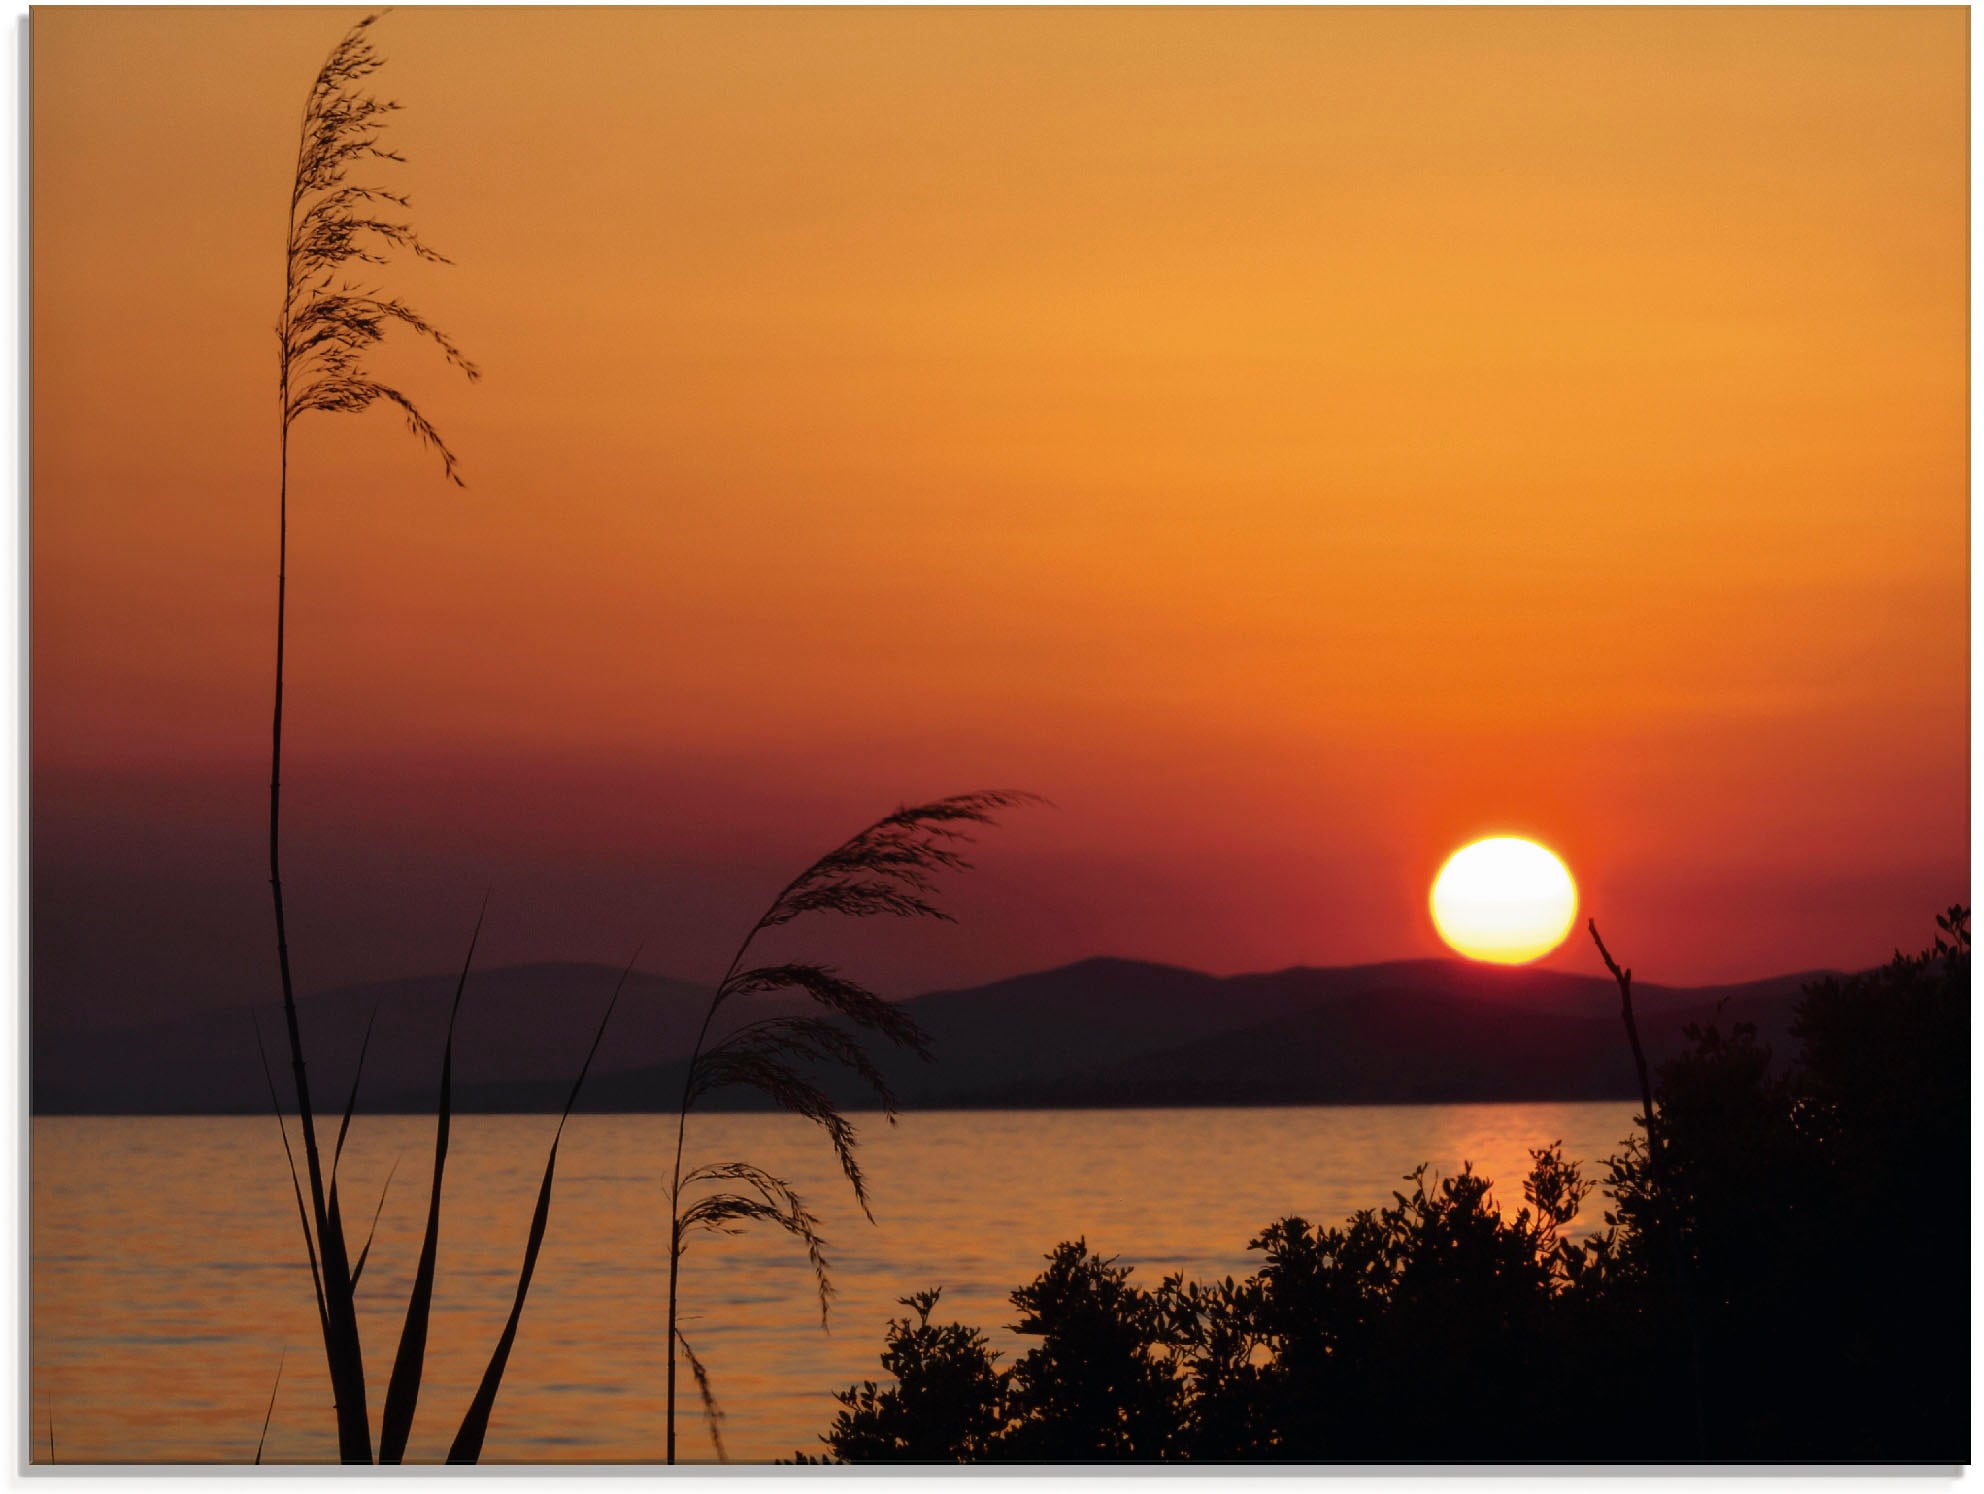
{"left": 1429, "top": 836, "right": 1579, "bottom": 964}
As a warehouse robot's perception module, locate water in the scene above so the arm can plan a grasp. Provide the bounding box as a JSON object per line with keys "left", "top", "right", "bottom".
{"left": 31, "top": 1104, "right": 1635, "bottom": 1464}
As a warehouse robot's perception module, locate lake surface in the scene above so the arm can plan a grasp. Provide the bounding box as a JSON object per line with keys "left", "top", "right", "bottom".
{"left": 31, "top": 1104, "right": 1636, "bottom": 1464}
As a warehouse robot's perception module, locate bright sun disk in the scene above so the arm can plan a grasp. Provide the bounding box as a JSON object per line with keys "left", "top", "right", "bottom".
{"left": 1429, "top": 836, "right": 1579, "bottom": 964}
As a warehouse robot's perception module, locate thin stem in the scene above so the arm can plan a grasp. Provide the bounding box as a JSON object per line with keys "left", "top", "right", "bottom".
{"left": 665, "top": 1226, "right": 680, "bottom": 1466}
{"left": 663, "top": 865, "right": 810, "bottom": 1464}
{"left": 272, "top": 121, "right": 371, "bottom": 1463}
{"left": 663, "top": 942, "right": 750, "bottom": 1466}
{"left": 265, "top": 21, "right": 473, "bottom": 1460}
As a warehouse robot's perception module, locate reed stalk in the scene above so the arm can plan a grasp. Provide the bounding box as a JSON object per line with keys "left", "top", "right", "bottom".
{"left": 259, "top": 17, "right": 639, "bottom": 1463}
{"left": 662, "top": 791, "right": 1038, "bottom": 1462}
{"left": 267, "top": 10, "right": 475, "bottom": 1458}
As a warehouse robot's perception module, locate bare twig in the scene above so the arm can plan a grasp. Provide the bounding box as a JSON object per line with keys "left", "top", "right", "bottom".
{"left": 1588, "top": 918, "right": 1662, "bottom": 1175}
{"left": 1587, "top": 916, "right": 1706, "bottom": 1455}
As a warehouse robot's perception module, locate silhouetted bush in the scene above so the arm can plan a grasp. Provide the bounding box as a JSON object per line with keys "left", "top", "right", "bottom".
{"left": 1000, "top": 1241, "right": 1182, "bottom": 1461}
{"left": 821, "top": 1291, "right": 1008, "bottom": 1463}
{"left": 813, "top": 908, "right": 1969, "bottom": 1464}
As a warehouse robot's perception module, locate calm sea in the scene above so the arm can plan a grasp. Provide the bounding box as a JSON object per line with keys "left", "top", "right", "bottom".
{"left": 31, "top": 1104, "right": 1635, "bottom": 1464}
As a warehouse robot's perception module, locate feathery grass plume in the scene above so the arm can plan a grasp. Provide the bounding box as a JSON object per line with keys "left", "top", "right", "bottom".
{"left": 281, "top": 14, "right": 479, "bottom": 477}
{"left": 263, "top": 12, "right": 475, "bottom": 1462}
{"left": 662, "top": 791, "right": 1041, "bottom": 1463}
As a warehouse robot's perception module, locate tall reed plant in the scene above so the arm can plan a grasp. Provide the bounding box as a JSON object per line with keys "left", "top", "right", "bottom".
{"left": 259, "top": 15, "right": 616, "bottom": 1463}
{"left": 267, "top": 13, "right": 473, "bottom": 1458}
{"left": 663, "top": 792, "right": 1038, "bottom": 1462}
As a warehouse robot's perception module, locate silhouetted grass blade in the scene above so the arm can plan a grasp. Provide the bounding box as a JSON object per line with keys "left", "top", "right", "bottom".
{"left": 349, "top": 1155, "right": 401, "bottom": 1292}
{"left": 332, "top": 1001, "right": 382, "bottom": 1180}
{"left": 254, "top": 1350, "right": 286, "bottom": 1465}
{"left": 449, "top": 951, "right": 638, "bottom": 1463}
{"left": 379, "top": 899, "right": 485, "bottom": 1464}
{"left": 253, "top": 1016, "right": 329, "bottom": 1343}
{"left": 322, "top": 1002, "right": 383, "bottom": 1310}
{"left": 445, "top": 1138, "right": 555, "bottom": 1465}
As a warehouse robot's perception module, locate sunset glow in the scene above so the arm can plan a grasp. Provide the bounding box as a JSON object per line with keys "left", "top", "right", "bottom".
{"left": 1430, "top": 838, "right": 1580, "bottom": 965}
{"left": 30, "top": 6, "right": 1968, "bottom": 1009}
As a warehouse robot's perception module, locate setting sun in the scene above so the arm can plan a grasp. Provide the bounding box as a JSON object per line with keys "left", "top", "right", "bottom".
{"left": 1429, "top": 837, "right": 1579, "bottom": 965}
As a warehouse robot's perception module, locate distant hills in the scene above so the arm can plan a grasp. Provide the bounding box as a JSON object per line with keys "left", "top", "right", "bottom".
{"left": 32, "top": 955, "right": 1832, "bottom": 1116}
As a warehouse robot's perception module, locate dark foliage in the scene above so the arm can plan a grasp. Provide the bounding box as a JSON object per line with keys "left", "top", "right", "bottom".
{"left": 999, "top": 1241, "right": 1183, "bottom": 1461}
{"left": 815, "top": 908, "right": 1969, "bottom": 1464}
{"left": 815, "top": 1291, "right": 1008, "bottom": 1463}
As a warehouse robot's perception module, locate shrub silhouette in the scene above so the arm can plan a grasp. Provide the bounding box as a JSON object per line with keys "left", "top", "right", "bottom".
{"left": 815, "top": 907, "right": 1969, "bottom": 1464}
{"left": 814, "top": 1240, "right": 1185, "bottom": 1465}
{"left": 816, "top": 1149, "right": 1594, "bottom": 1464}
{"left": 999, "top": 1240, "right": 1182, "bottom": 1461}
{"left": 817, "top": 1290, "right": 1008, "bottom": 1463}
{"left": 1596, "top": 904, "right": 1971, "bottom": 1462}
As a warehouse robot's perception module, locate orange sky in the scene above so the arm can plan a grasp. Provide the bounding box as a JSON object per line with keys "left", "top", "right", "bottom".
{"left": 32, "top": 6, "right": 1968, "bottom": 1021}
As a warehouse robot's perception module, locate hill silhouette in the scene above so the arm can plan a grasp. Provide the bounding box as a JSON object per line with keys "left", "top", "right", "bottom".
{"left": 34, "top": 955, "right": 1826, "bottom": 1115}
{"left": 33, "top": 962, "right": 776, "bottom": 1115}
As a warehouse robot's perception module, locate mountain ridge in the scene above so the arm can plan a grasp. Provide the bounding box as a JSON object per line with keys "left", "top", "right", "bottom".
{"left": 32, "top": 954, "right": 1840, "bottom": 1115}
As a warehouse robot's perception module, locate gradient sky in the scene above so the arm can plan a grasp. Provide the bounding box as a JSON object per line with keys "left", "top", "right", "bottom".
{"left": 33, "top": 6, "right": 1968, "bottom": 1027}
